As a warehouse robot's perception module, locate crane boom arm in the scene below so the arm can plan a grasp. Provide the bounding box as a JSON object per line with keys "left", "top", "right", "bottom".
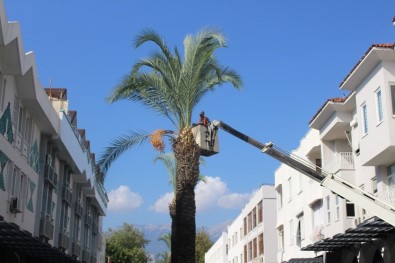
{"left": 211, "top": 120, "right": 395, "bottom": 226}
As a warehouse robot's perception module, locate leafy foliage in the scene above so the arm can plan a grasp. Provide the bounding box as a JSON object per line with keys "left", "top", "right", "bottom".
{"left": 195, "top": 228, "right": 213, "bottom": 263}
{"left": 106, "top": 223, "right": 149, "bottom": 263}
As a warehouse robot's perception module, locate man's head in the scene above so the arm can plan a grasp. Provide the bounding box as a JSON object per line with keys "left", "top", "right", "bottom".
{"left": 200, "top": 111, "right": 205, "bottom": 117}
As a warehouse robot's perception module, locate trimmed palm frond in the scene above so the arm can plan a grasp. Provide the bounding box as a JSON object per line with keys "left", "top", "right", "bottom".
{"left": 97, "top": 131, "right": 151, "bottom": 181}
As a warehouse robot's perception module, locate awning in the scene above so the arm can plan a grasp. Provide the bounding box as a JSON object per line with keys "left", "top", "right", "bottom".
{"left": 302, "top": 217, "right": 395, "bottom": 252}
{"left": 0, "top": 215, "right": 80, "bottom": 263}
{"left": 287, "top": 257, "right": 323, "bottom": 263}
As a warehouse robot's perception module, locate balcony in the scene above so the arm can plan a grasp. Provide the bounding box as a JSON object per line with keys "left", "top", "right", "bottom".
{"left": 62, "top": 185, "right": 72, "bottom": 205}
{"left": 377, "top": 188, "right": 395, "bottom": 208}
{"left": 39, "top": 214, "right": 54, "bottom": 239}
{"left": 324, "top": 152, "right": 354, "bottom": 173}
{"left": 324, "top": 152, "right": 355, "bottom": 183}
{"left": 92, "top": 220, "right": 98, "bottom": 234}
{"left": 72, "top": 241, "right": 81, "bottom": 257}
{"left": 58, "top": 230, "right": 70, "bottom": 250}
{"left": 85, "top": 214, "right": 92, "bottom": 226}
{"left": 97, "top": 233, "right": 103, "bottom": 250}
{"left": 74, "top": 199, "right": 83, "bottom": 216}
{"left": 44, "top": 164, "right": 58, "bottom": 188}
{"left": 82, "top": 249, "right": 90, "bottom": 263}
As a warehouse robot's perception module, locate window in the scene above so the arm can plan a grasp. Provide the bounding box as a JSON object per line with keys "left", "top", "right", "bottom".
{"left": 296, "top": 214, "right": 304, "bottom": 246}
{"left": 326, "top": 196, "right": 331, "bottom": 224}
{"left": 346, "top": 200, "right": 355, "bottom": 217}
{"left": 257, "top": 201, "right": 263, "bottom": 223}
{"left": 258, "top": 233, "right": 264, "bottom": 255}
{"left": 252, "top": 207, "right": 257, "bottom": 229}
{"left": 298, "top": 173, "right": 303, "bottom": 193}
{"left": 247, "top": 212, "right": 252, "bottom": 232}
{"left": 243, "top": 217, "right": 247, "bottom": 236}
{"left": 244, "top": 245, "right": 247, "bottom": 263}
{"left": 278, "top": 225, "right": 284, "bottom": 251}
{"left": 361, "top": 103, "right": 368, "bottom": 135}
{"left": 17, "top": 105, "right": 25, "bottom": 135}
{"left": 335, "top": 195, "right": 340, "bottom": 220}
{"left": 311, "top": 199, "right": 323, "bottom": 228}
{"left": 375, "top": 88, "right": 383, "bottom": 123}
{"left": 276, "top": 185, "right": 283, "bottom": 209}
{"left": 248, "top": 241, "right": 252, "bottom": 261}
{"left": 288, "top": 177, "right": 292, "bottom": 201}
{"left": 371, "top": 177, "right": 378, "bottom": 194}
{"left": 289, "top": 219, "right": 294, "bottom": 245}
{"left": 253, "top": 238, "right": 257, "bottom": 258}
{"left": 387, "top": 164, "right": 395, "bottom": 187}
{"left": 391, "top": 85, "right": 395, "bottom": 115}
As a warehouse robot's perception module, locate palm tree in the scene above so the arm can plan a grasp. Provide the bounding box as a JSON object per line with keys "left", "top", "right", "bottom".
{"left": 153, "top": 152, "right": 206, "bottom": 194}
{"left": 98, "top": 27, "right": 242, "bottom": 263}
{"left": 157, "top": 233, "right": 171, "bottom": 263}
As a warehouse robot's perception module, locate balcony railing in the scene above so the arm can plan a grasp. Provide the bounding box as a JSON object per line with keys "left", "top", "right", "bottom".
{"left": 377, "top": 187, "right": 395, "bottom": 208}
{"left": 72, "top": 241, "right": 81, "bottom": 257}
{"left": 62, "top": 185, "right": 72, "bottom": 205}
{"left": 39, "top": 214, "right": 54, "bottom": 239}
{"left": 92, "top": 220, "right": 99, "bottom": 234}
{"left": 82, "top": 249, "right": 90, "bottom": 263}
{"left": 58, "top": 230, "right": 70, "bottom": 250}
{"left": 324, "top": 152, "right": 354, "bottom": 173}
{"left": 85, "top": 214, "right": 92, "bottom": 226}
{"left": 75, "top": 199, "right": 83, "bottom": 216}
{"left": 44, "top": 164, "right": 58, "bottom": 188}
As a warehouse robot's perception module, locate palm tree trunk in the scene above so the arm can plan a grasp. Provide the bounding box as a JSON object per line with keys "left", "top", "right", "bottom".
{"left": 171, "top": 129, "right": 200, "bottom": 263}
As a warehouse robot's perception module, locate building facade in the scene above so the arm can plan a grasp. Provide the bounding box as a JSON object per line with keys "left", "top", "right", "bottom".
{"left": 0, "top": 1, "right": 108, "bottom": 262}
{"left": 206, "top": 185, "right": 277, "bottom": 263}
{"left": 276, "top": 44, "right": 395, "bottom": 263}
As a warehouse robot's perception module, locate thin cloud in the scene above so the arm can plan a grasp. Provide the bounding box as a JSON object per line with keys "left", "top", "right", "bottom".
{"left": 108, "top": 185, "right": 143, "bottom": 212}
{"left": 150, "top": 192, "right": 174, "bottom": 213}
{"left": 151, "top": 176, "right": 252, "bottom": 213}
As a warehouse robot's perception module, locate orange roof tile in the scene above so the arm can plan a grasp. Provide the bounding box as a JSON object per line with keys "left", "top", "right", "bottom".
{"left": 340, "top": 43, "right": 395, "bottom": 87}
{"left": 309, "top": 97, "right": 346, "bottom": 124}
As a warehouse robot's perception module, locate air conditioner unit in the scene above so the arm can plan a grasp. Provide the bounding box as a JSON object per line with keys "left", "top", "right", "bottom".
{"left": 10, "top": 197, "right": 21, "bottom": 213}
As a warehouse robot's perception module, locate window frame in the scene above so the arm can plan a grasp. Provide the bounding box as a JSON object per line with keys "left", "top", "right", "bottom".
{"left": 361, "top": 102, "right": 368, "bottom": 136}
{"left": 391, "top": 85, "right": 395, "bottom": 116}
{"left": 326, "top": 196, "right": 331, "bottom": 225}
{"left": 375, "top": 88, "right": 384, "bottom": 124}
{"left": 387, "top": 164, "right": 395, "bottom": 187}
{"left": 335, "top": 195, "right": 340, "bottom": 221}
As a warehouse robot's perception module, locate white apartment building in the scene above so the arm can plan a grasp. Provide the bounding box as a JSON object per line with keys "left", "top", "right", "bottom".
{"left": 0, "top": 1, "right": 108, "bottom": 263}
{"left": 206, "top": 184, "right": 277, "bottom": 263}
{"left": 275, "top": 43, "right": 395, "bottom": 263}
{"left": 205, "top": 232, "right": 229, "bottom": 263}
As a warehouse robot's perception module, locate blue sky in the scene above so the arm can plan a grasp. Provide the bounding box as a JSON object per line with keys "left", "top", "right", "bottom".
{"left": 4, "top": 0, "right": 395, "bottom": 232}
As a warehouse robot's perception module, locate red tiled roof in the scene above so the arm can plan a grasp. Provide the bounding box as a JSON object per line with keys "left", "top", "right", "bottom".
{"left": 309, "top": 97, "right": 346, "bottom": 124}
{"left": 340, "top": 43, "right": 395, "bottom": 87}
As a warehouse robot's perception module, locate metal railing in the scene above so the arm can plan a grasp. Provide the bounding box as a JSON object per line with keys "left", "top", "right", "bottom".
{"left": 377, "top": 187, "right": 395, "bottom": 208}
{"left": 39, "top": 214, "right": 54, "bottom": 239}
{"left": 58, "top": 230, "right": 70, "bottom": 250}
{"left": 44, "top": 164, "right": 58, "bottom": 188}
{"left": 324, "top": 152, "right": 354, "bottom": 173}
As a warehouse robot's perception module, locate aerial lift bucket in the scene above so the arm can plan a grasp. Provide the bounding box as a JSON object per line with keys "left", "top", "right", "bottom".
{"left": 191, "top": 124, "right": 219, "bottom": 156}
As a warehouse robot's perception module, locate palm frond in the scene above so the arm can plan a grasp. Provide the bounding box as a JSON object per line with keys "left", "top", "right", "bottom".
{"left": 97, "top": 131, "right": 151, "bottom": 177}
{"left": 153, "top": 153, "right": 177, "bottom": 193}
{"left": 158, "top": 232, "right": 172, "bottom": 249}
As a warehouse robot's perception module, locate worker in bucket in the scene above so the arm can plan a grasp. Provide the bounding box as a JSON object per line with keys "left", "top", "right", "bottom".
{"left": 198, "top": 111, "right": 210, "bottom": 126}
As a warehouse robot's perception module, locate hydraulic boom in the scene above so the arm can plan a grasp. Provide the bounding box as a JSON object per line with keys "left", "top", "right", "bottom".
{"left": 210, "top": 120, "right": 395, "bottom": 227}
